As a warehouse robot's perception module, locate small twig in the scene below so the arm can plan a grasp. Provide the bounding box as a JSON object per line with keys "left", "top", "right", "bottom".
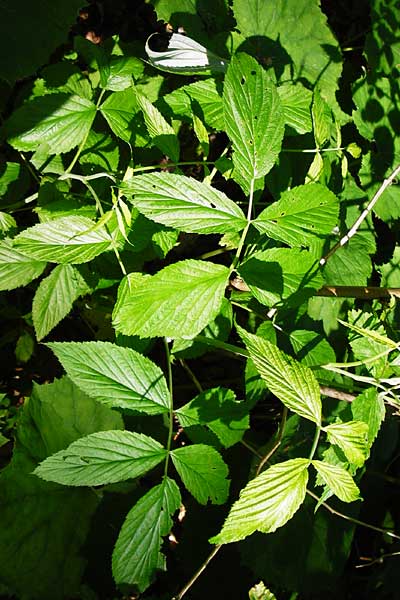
{"left": 173, "top": 544, "right": 222, "bottom": 600}
{"left": 356, "top": 551, "right": 400, "bottom": 568}
{"left": 320, "top": 163, "right": 400, "bottom": 266}
{"left": 307, "top": 489, "right": 400, "bottom": 541}
{"left": 320, "top": 385, "right": 356, "bottom": 403}
{"left": 318, "top": 285, "right": 400, "bottom": 299}
{"left": 179, "top": 359, "right": 203, "bottom": 393}
{"left": 255, "top": 407, "right": 288, "bottom": 476}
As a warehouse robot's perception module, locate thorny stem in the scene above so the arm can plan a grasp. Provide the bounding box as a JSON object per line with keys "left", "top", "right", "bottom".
{"left": 255, "top": 407, "right": 288, "bottom": 476}
{"left": 163, "top": 338, "right": 175, "bottom": 477}
{"left": 307, "top": 489, "right": 400, "bottom": 542}
{"left": 320, "top": 163, "right": 400, "bottom": 266}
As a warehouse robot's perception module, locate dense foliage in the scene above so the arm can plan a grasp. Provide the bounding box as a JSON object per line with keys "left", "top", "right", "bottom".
{"left": 0, "top": 1, "right": 399, "bottom": 599}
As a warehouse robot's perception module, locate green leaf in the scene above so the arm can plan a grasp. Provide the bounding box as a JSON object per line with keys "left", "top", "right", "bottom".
{"left": 223, "top": 53, "right": 284, "bottom": 190}
{"left": 113, "top": 260, "right": 230, "bottom": 339}
{"left": 4, "top": 94, "right": 96, "bottom": 154}
{"left": 123, "top": 172, "right": 247, "bottom": 234}
{"left": 105, "top": 56, "right": 144, "bottom": 91}
{"left": 239, "top": 328, "right": 322, "bottom": 425}
{"left": 171, "top": 444, "right": 230, "bottom": 504}
{"left": 32, "top": 265, "right": 92, "bottom": 341}
{"left": 211, "top": 458, "right": 309, "bottom": 544}
{"left": 351, "top": 388, "right": 385, "bottom": 449}
{"left": 13, "top": 216, "right": 113, "bottom": 264}
{"left": 323, "top": 421, "right": 369, "bottom": 468}
{"left": 100, "top": 88, "right": 147, "bottom": 144}
{"left": 15, "top": 330, "right": 34, "bottom": 363}
{"left": 176, "top": 387, "right": 249, "bottom": 448}
{"left": 0, "top": 433, "right": 8, "bottom": 447}
{"left": 277, "top": 83, "right": 312, "bottom": 134}
{"left": 34, "top": 430, "right": 166, "bottom": 486}
{"left": 253, "top": 183, "right": 339, "bottom": 248}
{"left": 312, "top": 88, "right": 332, "bottom": 148}
{"left": 0, "top": 0, "right": 86, "bottom": 84}
{"left": 249, "top": 582, "right": 277, "bottom": 600}
{"left": 0, "top": 375, "right": 121, "bottom": 599}
{"left": 0, "top": 212, "right": 16, "bottom": 234}
{"left": 162, "top": 78, "right": 224, "bottom": 130}
{"left": 136, "top": 93, "right": 180, "bottom": 162}
{"left": 47, "top": 341, "right": 170, "bottom": 415}
{"left": 312, "top": 460, "right": 361, "bottom": 503}
{"left": 232, "top": 0, "right": 343, "bottom": 119}
{"left": 112, "top": 477, "right": 181, "bottom": 591}
{"left": 0, "top": 238, "right": 46, "bottom": 290}
{"left": 238, "top": 248, "right": 323, "bottom": 307}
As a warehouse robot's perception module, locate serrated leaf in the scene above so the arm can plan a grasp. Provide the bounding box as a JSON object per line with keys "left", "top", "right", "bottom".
{"left": 277, "top": 83, "right": 312, "bottom": 134}
{"left": 249, "top": 581, "right": 277, "bottom": 600}
{"left": 312, "top": 460, "right": 361, "bottom": 502}
{"left": 136, "top": 93, "right": 180, "bottom": 162}
{"left": 47, "top": 341, "right": 170, "bottom": 414}
{"left": 171, "top": 444, "right": 230, "bottom": 504}
{"left": 34, "top": 430, "right": 166, "bottom": 486}
{"left": 351, "top": 388, "right": 385, "bottom": 449}
{"left": 238, "top": 247, "right": 323, "bottom": 307}
{"left": 176, "top": 387, "right": 249, "bottom": 448}
{"left": 32, "top": 265, "right": 92, "bottom": 341}
{"left": 253, "top": 183, "right": 339, "bottom": 247}
{"left": 123, "top": 172, "right": 247, "bottom": 234}
{"left": 105, "top": 56, "right": 144, "bottom": 91}
{"left": 4, "top": 94, "right": 96, "bottom": 154}
{"left": 0, "top": 212, "right": 16, "bottom": 233}
{"left": 239, "top": 328, "right": 322, "bottom": 425}
{"left": 113, "top": 259, "right": 229, "bottom": 339}
{"left": 112, "top": 477, "right": 181, "bottom": 591}
{"left": 0, "top": 238, "right": 46, "bottom": 291}
{"left": 223, "top": 54, "right": 284, "bottom": 191}
{"left": 312, "top": 88, "right": 332, "bottom": 147}
{"left": 211, "top": 458, "right": 309, "bottom": 544}
{"left": 162, "top": 78, "right": 224, "bottom": 130}
{"left": 323, "top": 421, "right": 369, "bottom": 468}
{"left": 100, "top": 88, "right": 147, "bottom": 144}
{"left": 13, "top": 216, "right": 113, "bottom": 264}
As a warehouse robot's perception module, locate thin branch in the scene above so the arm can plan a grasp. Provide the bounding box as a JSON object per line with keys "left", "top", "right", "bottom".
{"left": 320, "top": 163, "right": 400, "bottom": 266}
{"left": 173, "top": 544, "right": 222, "bottom": 600}
{"left": 255, "top": 407, "right": 288, "bottom": 476}
{"left": 307, "top": 489, "right": 400, "bottom": 541}
{"left": 320, "top": 385, "right": 356, "bottom": 403}
{"left": 318, "top": 285, "right": 400, "bottom": 299}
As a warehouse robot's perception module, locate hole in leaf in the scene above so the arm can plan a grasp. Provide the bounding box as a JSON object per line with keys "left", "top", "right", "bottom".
{"left": 254, "top": 115, "right": 258, "bottom": 120}
{"left": 250, "top": 70, "right": 256, "bottom": 75}
{"left": 280, "top": 212, "right": 285, "bottom": 217}
{"left": 240, "top": 76, "right": 246, "bottom": 85}
{"left": 249, "top": 140, "right": 253, "bottom": 145}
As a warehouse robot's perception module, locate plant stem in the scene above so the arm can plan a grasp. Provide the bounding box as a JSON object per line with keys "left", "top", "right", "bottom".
{"left": 306, "top": 489, "right": 400, "bottom": 541}
{"left": 320, "top": 163, "right": 400, "bottom": 266}
{"left": 230, "top": 176, "right": 255, "bottom": 270}
{"left": 256, "top": 407, "right": 288, "bottom": 476}
{"left": 308, "top": 426, "right": 321, "bottom": 460}
{"left": 283, "top": 147, "right": 345, "bottom": 153}
{"left": 132, "top": 160, "right": 215, "bottom": 174}
{"left": 163, "top": 338, "right": 174, "bottom": 477}
{"left": 173, "top": 544, "right": 222, "bottom": 600}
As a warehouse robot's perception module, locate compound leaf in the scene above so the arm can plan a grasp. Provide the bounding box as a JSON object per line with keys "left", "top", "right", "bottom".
{"left": 323, "top": 421, "right": 369, "bottom": 468}
{"left": 211, "top": 458, "right": 309, "bottom": 543}
{"left": 0, "top": 238, "right": 46, "bottom": 291}
{"left": 312, "top": 460, "right": 361, "bottom": 503}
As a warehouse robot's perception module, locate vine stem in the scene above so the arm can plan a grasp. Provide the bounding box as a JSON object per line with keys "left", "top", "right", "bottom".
{"left": 230, "top": 176, "right": 255, "bottom": 270}
{"left": 308, "top": 426, "right": 321, "bottom": 460}
{"left": 163, "top": 338, "right": 174, "bottom": 477}
{"left": 306, "top": 489, "right": 400, "bottom": 541}
{"left": 255, "top": 407, "right": 288, "bottom": 476}
{"left": 173, "top": 544, "right": 222, "bottom": 600}
{"left": 320, "top": 163, "right": 400, "bottom": 266}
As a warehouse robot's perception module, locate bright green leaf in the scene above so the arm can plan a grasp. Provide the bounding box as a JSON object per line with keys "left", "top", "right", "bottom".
{"left": 105, "top": 56, "right": 144, "bottom": 91}
{"left": 210, "top": 458, "right": 309, "bottom": 544}
{"left": 312, "top": 460, "right": 361, "bottom": 503}
{"left": 351, "top": 388, "right": 385, "bottom": 449}
{"left": 136, "top": 92, "right": 180, "bottom": 162}
{"left": 100, "top": 88, "right": 147, "bottom": 144}
{"left": 0, "top": 238, "right": 46, "bottom": 290}
{"left": 239, "top": 327, "right": 322, "bottom": 425}
{"left": 277, "top": 83, "right": 312, "bottom": 134}
{"left": 13, "top": 216, "right": 113, "bottom": 264}
{"left": 113, "top": 260, "right": 230, "bottom": 339}
{"left": 0, "top": 212, "right": 16, "bottom": 234}
{"left": 47, "top": 341, "right": 170, "bottom": 414}
{"left": 112, "top": 477, "right": 181, "bottom": 591}
{"left": 123, "top": 172, "right": 247, "bottom": 234}
{"left": 249, "top": 581, "right": 277, "bottom": 600}
{"left": 162, "top": 78, "right": 224, "bottom": 130}
{"left": 253, "top": 183, "right": 339, "bottom": 248}
{"left": 171, "top": 444, "right": 230, "bottom": 504}
{"left": 4, "top": 94, "right": 96, "bottom": 154}
{"left": 323, "top": 421, "right": 369, "bottom": 468}
{"left": 34, "top": 430, "right": 166, "bottom": 486}
{"left": 32, "top": 265, "right": 92, "bottom": 341}
{"left": 223, "top": 53, "right": 284, "bottom": 191}
{"left": 312, "top": 88, "right": 332, "bottom": 148}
